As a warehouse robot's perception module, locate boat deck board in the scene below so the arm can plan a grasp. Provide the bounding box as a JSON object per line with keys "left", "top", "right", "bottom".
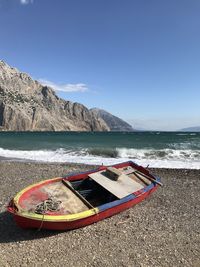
{"left": 22, "top": 181, "right": 89, "bottom": 214}
{"left": 89, "top": 170, "right": 144, "bottom": 199}
{"left": 44, "top": 182, "right": 89, "bottom": 214}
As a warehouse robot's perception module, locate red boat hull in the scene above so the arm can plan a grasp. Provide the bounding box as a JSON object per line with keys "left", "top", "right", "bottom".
{"left": 13, "top": 186, "right": 157, "bottom": 230}
{"left": 8, "top": 161, "right": 160, "bottom": 230}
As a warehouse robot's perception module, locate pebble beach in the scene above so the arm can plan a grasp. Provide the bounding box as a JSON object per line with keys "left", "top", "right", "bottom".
{"left": 0, "top": 161, "right": 199, "bottom": 267}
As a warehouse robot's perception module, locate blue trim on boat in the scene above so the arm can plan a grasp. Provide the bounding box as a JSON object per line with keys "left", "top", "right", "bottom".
{"left": 98, "top": 194, "right": 135, "bottom": 212}
{"left": 142, "top": 182, "right": 154, "bottom": 192}
{"left": 142, "top": 176, "right": 161, "bottom": 192}
{"left": 97, "top": 176, "right": 160, "bottom": 212}
{"left": 62, "top": 162, "right": 161, "bottom": 213}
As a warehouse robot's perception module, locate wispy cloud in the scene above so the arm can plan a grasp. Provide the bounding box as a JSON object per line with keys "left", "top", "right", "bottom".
{"left": 39, "top": 79, "right": 89, "bottom": 93}
{"left": 20, "top": 0, "right": 34, "bottom": 5}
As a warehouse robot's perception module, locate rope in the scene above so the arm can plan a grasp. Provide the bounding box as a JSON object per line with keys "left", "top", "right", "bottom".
{"left": 35, "top": 197, "right": 62, "bottom": 231}
{"left": 35, "top": 197, "right": 62, "bottom": 214}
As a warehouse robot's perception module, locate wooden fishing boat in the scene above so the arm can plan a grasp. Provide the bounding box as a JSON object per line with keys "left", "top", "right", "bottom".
{"left": 7, "top": 161, "right": 162, "bottom": 230}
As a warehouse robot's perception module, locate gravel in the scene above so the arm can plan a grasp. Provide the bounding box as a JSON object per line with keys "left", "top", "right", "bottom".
{"left": 0, "top": 162, "right": 200, "bottom": 267}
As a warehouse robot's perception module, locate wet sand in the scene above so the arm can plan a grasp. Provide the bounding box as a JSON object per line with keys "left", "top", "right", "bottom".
{"left": 0, "top": 162, "right": 199, "bottom": 267}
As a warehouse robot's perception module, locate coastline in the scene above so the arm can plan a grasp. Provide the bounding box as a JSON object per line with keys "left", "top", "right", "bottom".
{"left": 0, "top": 161, "right": 199, "bottom": 266}
{"left": 1, "top": 131, "right": 200, "bottom": 169}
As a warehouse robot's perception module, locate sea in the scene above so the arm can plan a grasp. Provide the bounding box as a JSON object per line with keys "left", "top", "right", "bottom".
{"left": 0, "top": 131, "right": 199, "bottom": 169}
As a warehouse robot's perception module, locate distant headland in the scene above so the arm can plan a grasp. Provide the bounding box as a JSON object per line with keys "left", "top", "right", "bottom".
{"left": 0, "top": 60, "right": 134, "bottom": 132}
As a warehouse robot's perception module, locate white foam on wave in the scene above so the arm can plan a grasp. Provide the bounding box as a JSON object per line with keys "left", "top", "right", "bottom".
{"left": 0, "top": 147, "right": 68, "bottom": 162}
{"left": 0, "top": 147, "right": 200, "bottom": 169}
{"left": 176, "top": 133, "right": 197, "bottom": 136}
{"left": 116, "top": 147, "right": 200, "bottom": 161}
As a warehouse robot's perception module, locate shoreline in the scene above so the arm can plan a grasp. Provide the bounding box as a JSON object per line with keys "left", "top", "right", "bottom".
{"left": 0, "top": 157, "right": 200, "bottom": 170}
{"left": 0, "top": 161, "right": 199, "bottom": 266}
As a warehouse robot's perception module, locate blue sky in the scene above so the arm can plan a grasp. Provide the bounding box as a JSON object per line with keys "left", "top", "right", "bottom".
{"left": 0, "top": 0, "right": 200, "bottom": 130}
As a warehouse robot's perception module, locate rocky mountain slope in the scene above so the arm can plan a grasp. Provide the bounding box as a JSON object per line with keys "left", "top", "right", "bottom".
{"left": 0, "top": 61, "right": 109, "bottom": 131}
{"left": 90, "top": 108, "right": 134, "bottom": 132}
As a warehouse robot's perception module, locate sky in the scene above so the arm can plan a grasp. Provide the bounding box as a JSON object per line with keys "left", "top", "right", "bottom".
{"left": 0, "top": 0, "right": 200, "bottom": 130}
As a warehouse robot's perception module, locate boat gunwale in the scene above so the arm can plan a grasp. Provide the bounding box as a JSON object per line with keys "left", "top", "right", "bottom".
{"left": 9, "top": 161, "right": 159, "bottom": 222}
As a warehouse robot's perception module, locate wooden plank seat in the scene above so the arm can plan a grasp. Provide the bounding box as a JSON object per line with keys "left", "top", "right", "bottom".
{"left": 89, "top": 168, "right": 144, "bottom": 199}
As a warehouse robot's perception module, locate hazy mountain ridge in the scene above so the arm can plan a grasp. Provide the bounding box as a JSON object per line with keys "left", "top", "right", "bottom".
{"left": 0, "top": 60, "right": 109, "bottom": 131}
{"left": 90, "top": 108, "right": 134, "bottom": 132}
{"left": 180, "top": 126, "right": 200, "bottom": 132}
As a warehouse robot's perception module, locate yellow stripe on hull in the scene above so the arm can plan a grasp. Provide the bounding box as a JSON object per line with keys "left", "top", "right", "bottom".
{"left": 13, "top": 177, "right": 99, "bottom": 222}
{"left": 17, "top": 207, "right": 99, "bottom": 222}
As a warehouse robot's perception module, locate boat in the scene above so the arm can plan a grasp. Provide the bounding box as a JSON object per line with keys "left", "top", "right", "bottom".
{"left": 7, "top": 161, "right": 162, "bottom": 230}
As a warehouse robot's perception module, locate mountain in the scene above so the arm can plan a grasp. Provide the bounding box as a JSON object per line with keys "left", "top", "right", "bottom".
{"left": 0, "top": 60, "right": 109, "bottom": 131}
{"left": 180, "top": 126, "right": 200, "bottom": 132}
{"left": 90, "top": 108, "right": 134, "bottom": 132}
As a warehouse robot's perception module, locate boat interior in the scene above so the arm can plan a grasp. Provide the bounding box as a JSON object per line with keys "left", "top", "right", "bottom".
{"left": 18, "top": 166, "right": 152, "bottom": 216}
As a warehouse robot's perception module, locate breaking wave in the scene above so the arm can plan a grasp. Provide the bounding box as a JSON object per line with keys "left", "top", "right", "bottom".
{"left": 0, "top": 147, "right": 200, "bottom": 169}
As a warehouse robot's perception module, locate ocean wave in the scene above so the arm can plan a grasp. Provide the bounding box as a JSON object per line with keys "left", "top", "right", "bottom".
{"left": 116, "top": 147, "right": 200, "bottom": 161}
{"left": 88, "top": 148, "right": 118, "bottom": 158}
{"left": 0, "top": 147, "right": 200, "bottom": 169}
{"left": 169, "top": 141, "right": 200, "bottom": 150}
{"left": 176, "top": 133, "right": 197, "bottom": 136}
{"left": 176, "top": 133, "right": 189, "bottom": 136}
